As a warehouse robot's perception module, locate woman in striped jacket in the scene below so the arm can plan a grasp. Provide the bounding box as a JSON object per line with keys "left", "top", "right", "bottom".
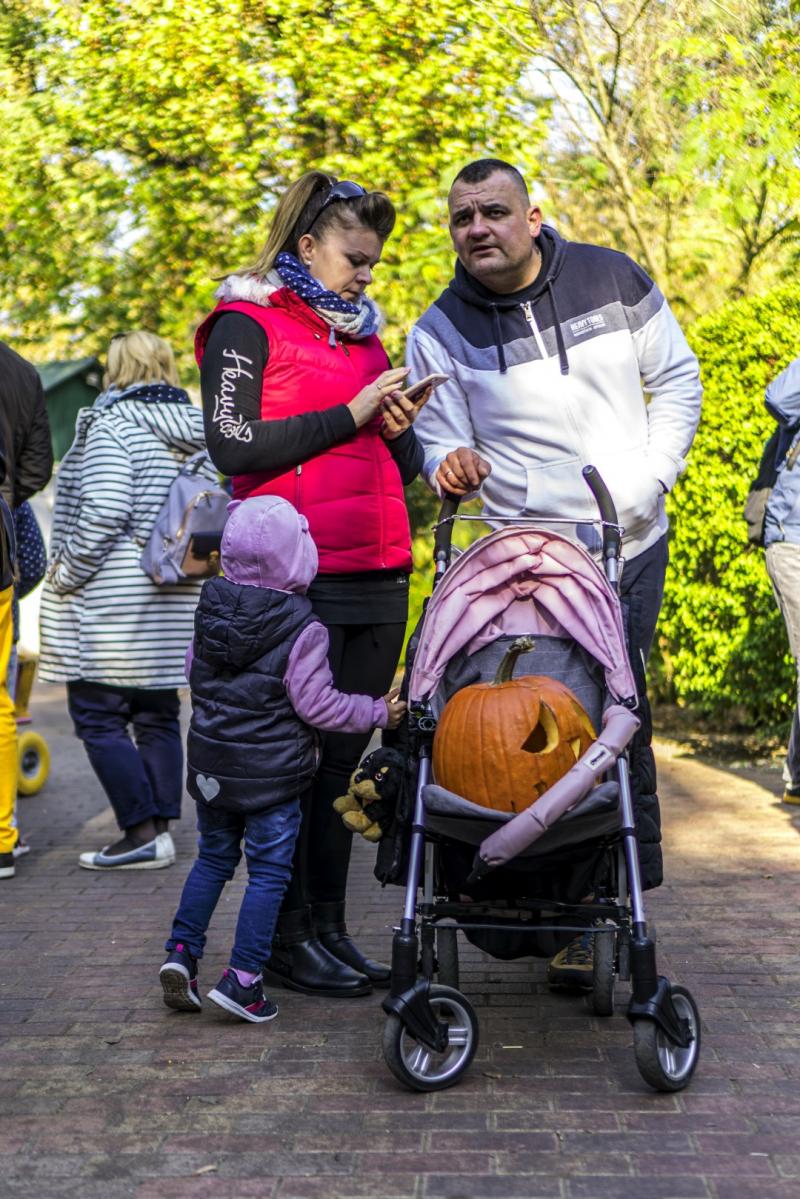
{"left": 39, "top": 331, "right": 215, "bottom": 871}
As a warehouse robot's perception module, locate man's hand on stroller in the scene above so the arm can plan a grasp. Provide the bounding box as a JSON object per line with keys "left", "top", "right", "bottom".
{"left": 383, "top": 688, "right": 407, "bottom": 730}
{"left": 436, "top": 447, "right": 491, "bottom": 496}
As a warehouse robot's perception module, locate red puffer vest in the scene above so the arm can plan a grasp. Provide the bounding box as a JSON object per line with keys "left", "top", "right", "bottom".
{"left": 195, "top": 288, "right": 412, "bottom": 573}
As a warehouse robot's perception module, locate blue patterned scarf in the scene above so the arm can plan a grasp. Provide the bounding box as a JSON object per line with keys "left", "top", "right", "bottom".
{"left": 273, "top": 252, "right": 381, "bottom": 340}
{"left": 95, "top": 383, "right": 191, "bottom": 410}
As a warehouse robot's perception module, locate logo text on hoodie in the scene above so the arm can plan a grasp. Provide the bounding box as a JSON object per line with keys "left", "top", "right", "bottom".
{"left": 570, "top": 314, "right": 607, "bottom": 337}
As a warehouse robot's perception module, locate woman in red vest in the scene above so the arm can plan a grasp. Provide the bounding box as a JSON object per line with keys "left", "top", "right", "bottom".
{"left": 195, "top": 171, "right": 423, "bottom": 998}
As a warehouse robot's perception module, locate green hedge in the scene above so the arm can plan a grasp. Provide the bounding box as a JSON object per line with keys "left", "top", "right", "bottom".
{"left": 653, "top": 286, "right": 800, "bottom": 725}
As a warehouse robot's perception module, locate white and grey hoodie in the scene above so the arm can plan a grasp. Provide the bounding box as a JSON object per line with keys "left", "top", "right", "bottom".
{"left": 407, "top": 227, "right": 702, "bottom": 558}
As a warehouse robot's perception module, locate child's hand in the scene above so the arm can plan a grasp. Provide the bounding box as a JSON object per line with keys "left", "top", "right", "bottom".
{"left": 383, "top": 688, "right": 407, "bottom": 730}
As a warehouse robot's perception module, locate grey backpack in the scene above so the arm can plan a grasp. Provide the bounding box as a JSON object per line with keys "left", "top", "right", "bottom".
{"left": 140, "top": 451, "right": 229, "bottom": 585}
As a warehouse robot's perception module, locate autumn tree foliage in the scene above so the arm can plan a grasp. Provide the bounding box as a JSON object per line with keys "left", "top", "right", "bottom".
{"left": 2, "top": 1, "right": 796, "bottom": 360}
{"left": 0, "top": 0, "right": 542, "bottom": 362}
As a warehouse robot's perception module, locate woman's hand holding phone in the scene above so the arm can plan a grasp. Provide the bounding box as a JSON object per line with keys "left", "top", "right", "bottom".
{"left": 348, "top": 367, "right": 410, "bottom": 428}
{"left": 381, "top": 372, "right": 450, "bottom": 441}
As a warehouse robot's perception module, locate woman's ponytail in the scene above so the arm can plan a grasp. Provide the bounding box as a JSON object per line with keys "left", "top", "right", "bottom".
{"left": 247, "top": 171, "right": 333, "bottom": 275}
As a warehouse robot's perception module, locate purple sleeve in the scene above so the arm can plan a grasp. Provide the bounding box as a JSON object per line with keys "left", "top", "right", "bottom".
{"left": 285, "top": 623, "right": 388, "bottom": 733}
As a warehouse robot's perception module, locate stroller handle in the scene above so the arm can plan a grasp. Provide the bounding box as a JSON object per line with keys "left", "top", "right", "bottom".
{"left": 582, "top": 465, "right": 621, "bottom": 563}
{"left": 433, "top": 493, "right": 462, "bottom": 580}
{"left": 433, "top": 467, "right": 621, "bottom": 581}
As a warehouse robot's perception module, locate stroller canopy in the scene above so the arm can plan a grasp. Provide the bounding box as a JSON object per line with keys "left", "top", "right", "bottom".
{"left": 409, "top": 525, "right": 637, "bottom": 705}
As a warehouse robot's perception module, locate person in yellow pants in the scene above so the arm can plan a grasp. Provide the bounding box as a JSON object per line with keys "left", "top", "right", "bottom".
{"left": 1, "top": 340, "right": 53, "bottom": 877}
{"left": 0, "top": 583, "right": 16, "bottom": 878}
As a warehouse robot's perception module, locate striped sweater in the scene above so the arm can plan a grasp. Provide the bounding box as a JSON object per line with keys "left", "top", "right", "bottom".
{"left": 408, "top": 227, "right": 702, "bottom": 559}
{"left": 39, "top": 385, "right": 215, "bottom": 688}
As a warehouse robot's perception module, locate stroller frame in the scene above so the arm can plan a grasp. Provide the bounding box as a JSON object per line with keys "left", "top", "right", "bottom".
{"left": 381, "top": 467, "right": 700, "bottom": 1093}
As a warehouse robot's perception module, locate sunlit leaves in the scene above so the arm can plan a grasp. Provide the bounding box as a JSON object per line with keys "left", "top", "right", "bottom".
{"left": 0, "top": 0, "right": 544, "bottom": 367}
{"left": 525, "top": 0, "right": 799, "bottom": 317}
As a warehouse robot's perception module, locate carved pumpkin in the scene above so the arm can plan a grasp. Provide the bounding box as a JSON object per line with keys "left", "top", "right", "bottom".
{"left": 432, "top": 637, "right": 596, "bottom": 813}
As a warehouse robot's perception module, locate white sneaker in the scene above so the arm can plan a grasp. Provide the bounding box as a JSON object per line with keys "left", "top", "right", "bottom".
{"left": 79, "top": 832, "right": 176, "bottom": 871}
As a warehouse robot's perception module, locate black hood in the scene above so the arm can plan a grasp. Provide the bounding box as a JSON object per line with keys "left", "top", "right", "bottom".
{"left": 194, "top": 575, "right": 312, "bottom": 671}
{"left": 446, "top": 225, "right": 571, "bottom": 375}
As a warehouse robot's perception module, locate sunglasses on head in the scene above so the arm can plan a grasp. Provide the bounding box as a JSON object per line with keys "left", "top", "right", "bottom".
{"left": 304, "top": 180, "right": 367, "bottom": 235}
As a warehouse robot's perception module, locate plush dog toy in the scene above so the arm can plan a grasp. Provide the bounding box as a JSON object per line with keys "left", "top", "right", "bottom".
{"left": 333, "top": 747, "right": 405, "bottom": 842}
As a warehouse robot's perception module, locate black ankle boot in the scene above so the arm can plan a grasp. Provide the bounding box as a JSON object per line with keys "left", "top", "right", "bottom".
{"left": 313, "top": 900, "right": 391, "bottom": 988}
{"left": 264, "top": 906, "right": 371, "bottom": 998}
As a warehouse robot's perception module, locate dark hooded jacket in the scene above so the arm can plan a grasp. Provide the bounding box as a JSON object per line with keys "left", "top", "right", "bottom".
{"left": 0, "top": 341, "right": 53, "bottom": 512}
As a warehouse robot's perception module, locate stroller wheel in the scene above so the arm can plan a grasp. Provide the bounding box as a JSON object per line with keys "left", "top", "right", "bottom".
{"left": 17, "top": 731, "right": 50, "bottom": 796}
{"left": 633, "top": 985, "right": 701, "bottom": 1092}
{"left": 436, "top": 926, "right": 459, "bottom": 989}
{"left": 591, "top": 926, "right": 615, "bottom": 1017}
{"left": 382, "top": 985, "right": 478, "bottom": 1092}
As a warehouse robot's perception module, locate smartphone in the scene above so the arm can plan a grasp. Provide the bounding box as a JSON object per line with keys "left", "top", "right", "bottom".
{"left": 403, "top": 372, "right": 450, "bottom": 406}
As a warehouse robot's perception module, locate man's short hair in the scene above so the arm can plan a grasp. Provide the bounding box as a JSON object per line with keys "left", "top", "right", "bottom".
{"left": 450, "top": 159, "right": 529, "bottom": 204}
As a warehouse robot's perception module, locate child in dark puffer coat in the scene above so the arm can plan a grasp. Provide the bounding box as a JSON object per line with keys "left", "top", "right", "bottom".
{"left": 159, "top": 495, "right": 405, "bottom": 1023}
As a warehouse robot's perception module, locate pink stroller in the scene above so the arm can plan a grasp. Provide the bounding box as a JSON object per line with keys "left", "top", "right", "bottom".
{"left": 381, "top": 467, "right": 701, "bottom": 1093}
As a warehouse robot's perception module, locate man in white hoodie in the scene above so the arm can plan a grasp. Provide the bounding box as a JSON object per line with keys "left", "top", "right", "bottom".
{"left": 408, "top": 158, "right": 702, "bottom": 663}
{"left": 408, "top": 159, "right": 702, "bottom": 990}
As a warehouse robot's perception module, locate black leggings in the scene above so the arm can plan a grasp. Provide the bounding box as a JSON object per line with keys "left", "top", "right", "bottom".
{"left": 282, "top": 621, "right": 406, "bottom": 910}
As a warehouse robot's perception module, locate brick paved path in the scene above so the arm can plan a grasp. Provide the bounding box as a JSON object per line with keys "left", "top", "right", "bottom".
{"left": 2, "top": 685, "right": 799, "bottom": 1198}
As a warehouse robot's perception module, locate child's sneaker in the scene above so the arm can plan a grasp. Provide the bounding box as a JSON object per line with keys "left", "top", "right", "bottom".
{"left": 207, "top": 969, "right": 278, "bottom": 1023}
{"left": 160, "top": 943, "right": 202, "bottom": 1011}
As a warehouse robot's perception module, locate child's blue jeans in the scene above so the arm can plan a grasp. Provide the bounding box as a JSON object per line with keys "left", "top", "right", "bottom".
{"left": 166, "top": 798, "right": 302, "bottom": 974}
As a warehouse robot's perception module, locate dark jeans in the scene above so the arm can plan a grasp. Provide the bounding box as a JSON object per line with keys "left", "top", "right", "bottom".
{"left": 66, "top": 680, "right": 183, "bottom": 831}
{"left": 282, "top": 621, "right": 406, "bottom": 910}
{"left": 166, "top": 798, "right": 302, "bottom": 973}
{"left": 619, "top": 534, "right": 669, "bottom": 664}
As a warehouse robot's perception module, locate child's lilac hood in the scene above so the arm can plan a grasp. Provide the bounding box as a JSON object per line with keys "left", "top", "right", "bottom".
{"left": 221, "top": 496, "right": 318, "bottom": 592}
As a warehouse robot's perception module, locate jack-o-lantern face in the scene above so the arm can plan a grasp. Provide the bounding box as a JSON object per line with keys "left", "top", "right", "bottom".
{"left": 432, "top": 637, "right": 596, "bottom": 813}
